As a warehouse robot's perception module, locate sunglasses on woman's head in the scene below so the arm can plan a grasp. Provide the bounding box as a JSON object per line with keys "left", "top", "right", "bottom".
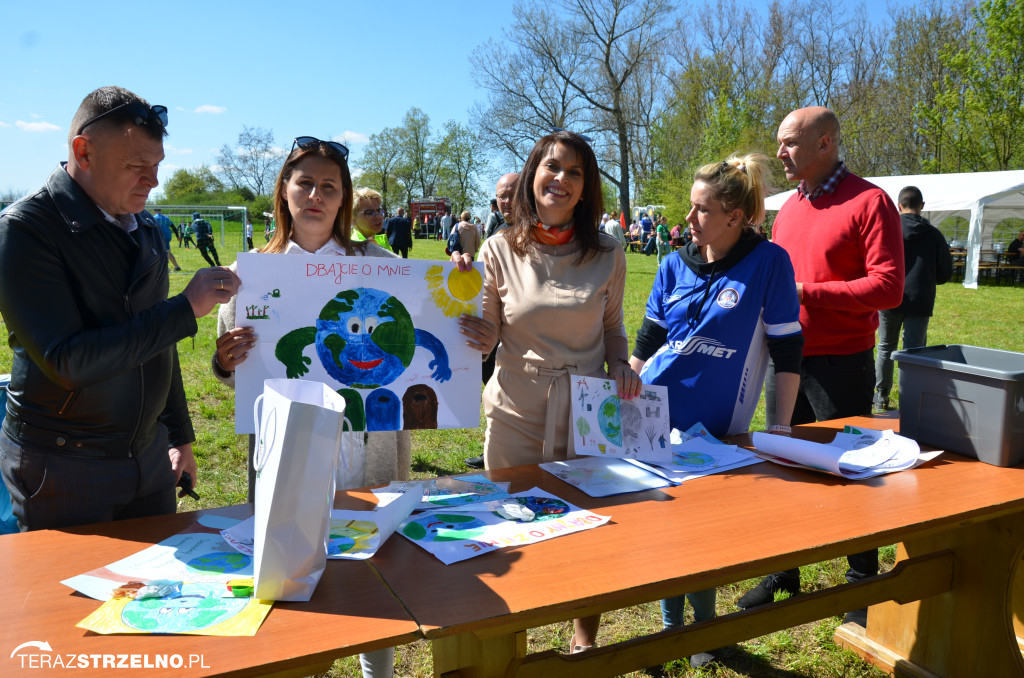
{"left": 292, "top": 136, "right": 350, "bottom": 162}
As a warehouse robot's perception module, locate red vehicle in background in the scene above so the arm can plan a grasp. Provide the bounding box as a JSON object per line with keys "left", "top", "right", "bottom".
{"left": 409, "top": 198, "right": 452, "bottom": 238}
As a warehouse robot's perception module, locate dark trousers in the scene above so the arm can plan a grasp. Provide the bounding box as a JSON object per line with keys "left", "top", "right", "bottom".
{"left": 394, "top": 246, "right": 409, "bottom": 258}
{"left": 246, "top": 237, "right": 254, "bottom": 251}
{"left": 198, "top": 240, "right": 221, "bottom": 266}
{"left": 0, "top": 427, "right": 176, "bottom": 531}
{"left": 766, "top": 347, "right": 879, "bottom": 582}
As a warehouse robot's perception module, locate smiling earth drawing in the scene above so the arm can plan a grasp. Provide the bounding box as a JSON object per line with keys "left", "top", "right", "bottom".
{"left": 274, "top": 288, "right": 451, "bottom": 429}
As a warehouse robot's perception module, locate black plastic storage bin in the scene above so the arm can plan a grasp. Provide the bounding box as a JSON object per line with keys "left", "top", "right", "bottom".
{"left": 893, "top": 345, "right": 1024, "bottom": 467}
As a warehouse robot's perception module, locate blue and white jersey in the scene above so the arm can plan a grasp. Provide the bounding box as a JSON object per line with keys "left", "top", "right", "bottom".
{"left": 640, "top": 239, "right": 801, "bottom": 437}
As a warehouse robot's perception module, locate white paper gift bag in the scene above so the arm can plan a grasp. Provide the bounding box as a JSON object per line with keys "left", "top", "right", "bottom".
{"left": 252, "top": 378, "right": 346, "bottom": 601}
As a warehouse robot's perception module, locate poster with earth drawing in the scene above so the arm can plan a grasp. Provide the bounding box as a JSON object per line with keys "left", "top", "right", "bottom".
{"left": 233, "top": 253, "right": 484, "bottom": 434}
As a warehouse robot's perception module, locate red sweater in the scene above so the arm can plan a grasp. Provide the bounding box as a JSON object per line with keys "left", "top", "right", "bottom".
{"left": 773, "top": 173, "right": 904, "bottom": 356}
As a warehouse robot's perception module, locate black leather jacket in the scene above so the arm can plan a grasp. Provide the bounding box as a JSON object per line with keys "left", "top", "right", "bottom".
{"left": 0, "top": 165, "right": 198, "bottom": 457}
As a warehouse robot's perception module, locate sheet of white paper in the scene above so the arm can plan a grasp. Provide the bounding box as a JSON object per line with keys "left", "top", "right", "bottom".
{"left": 373, "top": 475, "right": 512, "bottom": 511}
{"left": 234, "top": 254, "right": 484, "bottom": 433}
{"left": 397, "top": 488, "right": 609, "bottom": 564}
{"left": 62, "top": 520, "right": 250, "bottom": 600}
{"left": 540, "top": 457, "right": 672, "bottom": 497}
{"left": 751, "top": 428, "right": 923, "bottom": 479}
{"left": 570, "top": 376, "right": 671, "bottom": 458}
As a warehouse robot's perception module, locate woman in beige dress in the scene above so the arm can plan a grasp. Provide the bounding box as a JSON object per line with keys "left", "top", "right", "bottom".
{"left": 454, "top": 129, "right": 641, "bottom": 653}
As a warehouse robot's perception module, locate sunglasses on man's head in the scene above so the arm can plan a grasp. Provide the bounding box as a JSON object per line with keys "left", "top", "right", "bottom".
{"left": 292, "top": 136, "right": 350, "bottom": 162}
{"left": 77, "top": 103, "right": 168, "bottom": 136}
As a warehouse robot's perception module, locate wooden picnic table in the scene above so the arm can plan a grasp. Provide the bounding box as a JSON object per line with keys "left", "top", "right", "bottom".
{"left": 369, "top": 413, "right": 1024, "bottom": 677}
{"left": 5, "top": 413, "right": 1023, "bottom": 677}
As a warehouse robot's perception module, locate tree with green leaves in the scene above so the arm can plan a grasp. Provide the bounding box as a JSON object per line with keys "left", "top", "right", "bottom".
{"left": 397, "top": 108, "right": 439, "bottom": 199}
{"left": 161, "top": 165, "right": 224, "bottom": 203}
{"left": 357, "top": 126, "right": 404, "bottom": 211}
{"left": 922, "top": 0, "right": 1024, "bottom": 171}
{"left": 433, "top": 121, "right": 488, "bottom": 215}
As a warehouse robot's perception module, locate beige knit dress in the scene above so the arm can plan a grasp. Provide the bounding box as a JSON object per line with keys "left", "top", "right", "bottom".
{"left": 480, "top": 231, "right": 628, "bottom": 469}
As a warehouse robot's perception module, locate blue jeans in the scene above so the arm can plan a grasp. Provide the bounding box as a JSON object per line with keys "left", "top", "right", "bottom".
{"left": 656, "top": 240, "right": 671, "bottom": 263}
{"left": 874, "top": 310, "right": 929, "bottom": 407}
{"left": 660, "top": 588, "right": 716, "bottom": 629}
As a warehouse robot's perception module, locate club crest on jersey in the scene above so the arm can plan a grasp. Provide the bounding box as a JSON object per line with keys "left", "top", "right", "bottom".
{"left": 716, "top": 288, "right": 739, "bottom": 308}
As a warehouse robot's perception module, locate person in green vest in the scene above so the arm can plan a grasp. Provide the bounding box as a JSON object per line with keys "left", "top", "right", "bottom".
{"left": 351, "top": 187, "right": 389, "bottom": 249}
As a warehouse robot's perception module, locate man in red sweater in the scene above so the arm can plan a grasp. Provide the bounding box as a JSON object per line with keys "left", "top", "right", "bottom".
{"left": 736, "top": 107, "right": 904, "bottom": 627}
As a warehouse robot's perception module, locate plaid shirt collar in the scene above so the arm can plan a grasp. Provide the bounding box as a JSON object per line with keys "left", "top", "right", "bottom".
{"left": 798, "top": 161, "right": 848, "bottom": 201}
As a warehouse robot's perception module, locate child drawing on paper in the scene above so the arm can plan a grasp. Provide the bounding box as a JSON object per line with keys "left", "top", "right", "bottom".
{"left": 271, "top": 286, "right": 450, "bottom": 431}
{"left": 571, "top": 378, "right": 665, "bottom": 457}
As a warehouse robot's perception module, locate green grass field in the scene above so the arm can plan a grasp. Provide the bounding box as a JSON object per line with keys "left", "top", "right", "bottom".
{"left": 1, "top": 236, "right": 1020, "bottom": 677}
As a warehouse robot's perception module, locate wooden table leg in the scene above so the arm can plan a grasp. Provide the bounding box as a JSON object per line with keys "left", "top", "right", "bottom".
{"left": 433, "top": 630, "right": 526, "bottom": 678}
{"left": 836, "top": 512, "right": 1024, "bottom": 677}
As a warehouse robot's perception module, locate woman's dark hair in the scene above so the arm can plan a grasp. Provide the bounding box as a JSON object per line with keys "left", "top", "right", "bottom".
{"left": 507, "top": 130, "right": 609, "bottom": 263}
{"left": 264, "top": 142, "right": 353, "bottom": 254}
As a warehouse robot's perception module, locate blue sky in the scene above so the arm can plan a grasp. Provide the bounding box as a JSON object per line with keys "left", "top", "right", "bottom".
{"left": 0, "top": 0, "right": 519, "bottom": 196}
{"left": 0, "top": 0, "right": 904, "bottom": 199}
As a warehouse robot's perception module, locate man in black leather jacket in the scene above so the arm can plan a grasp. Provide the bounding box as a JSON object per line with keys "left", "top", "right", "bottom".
{"left": 0, "top": 86, "right": 239, "bottom": 531}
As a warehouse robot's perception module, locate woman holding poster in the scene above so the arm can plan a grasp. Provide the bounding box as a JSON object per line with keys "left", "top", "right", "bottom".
{"left": 210, "top": 137, "right": 408, "bottom": 678}
{"left": 454, "top": 129, "right": 642, "bottom": 653}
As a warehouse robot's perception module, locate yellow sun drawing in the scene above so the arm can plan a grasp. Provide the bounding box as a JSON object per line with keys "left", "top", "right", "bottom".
{"left": 425, "top": 265, "right": 483, "bottom": 317}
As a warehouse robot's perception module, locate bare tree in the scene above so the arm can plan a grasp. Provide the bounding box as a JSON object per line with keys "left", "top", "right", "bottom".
{"left": 215, "top": 126, "right": 284, "bottom": 197}
{"left": 471, "top": 0, "right": 676, "bottom": 218}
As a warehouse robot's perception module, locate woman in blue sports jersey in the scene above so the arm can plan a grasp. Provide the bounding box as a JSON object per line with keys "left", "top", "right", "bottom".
{"left": 628, "top": 153, "right": 803, "bottom": 668}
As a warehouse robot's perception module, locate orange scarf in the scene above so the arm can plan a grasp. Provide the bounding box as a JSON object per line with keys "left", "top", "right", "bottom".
{"left": 534, "top": 221, "right": 575, "bottom": 246}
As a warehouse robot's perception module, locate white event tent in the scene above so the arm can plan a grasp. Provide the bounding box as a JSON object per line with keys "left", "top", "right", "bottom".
{"left": 764, "top": 170, "right": 1024, "bottom": 288}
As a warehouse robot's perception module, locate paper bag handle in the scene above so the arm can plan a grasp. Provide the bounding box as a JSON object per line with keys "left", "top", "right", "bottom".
{"left": 338, "top": 416, "right": 354, "bottom": 475}
{"left": 252, "top": 393, "right": 269, "bottom": 472}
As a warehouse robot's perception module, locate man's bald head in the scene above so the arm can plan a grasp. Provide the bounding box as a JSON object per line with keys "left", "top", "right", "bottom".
{"left": 776, "top": 106, "right": 841, "bottom": 192}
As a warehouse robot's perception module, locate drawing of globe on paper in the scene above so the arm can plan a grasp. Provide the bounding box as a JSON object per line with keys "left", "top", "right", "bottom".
{"left": 186, "top": 552, "right": 251, "bottom": 576}
{"left": 401, "top": 513, "right": 488, "bottom": 542}
{"left": 571, "top": 376, "right": 671, "bottom": 459}
{"left": 672, "top": 450, "right": 716, "bottom": 467}
{"left": 328, "top": 519, "right": 379, "bottom": 555}
{"left": 76, "top": 582, "right": 273, "bottom": 636}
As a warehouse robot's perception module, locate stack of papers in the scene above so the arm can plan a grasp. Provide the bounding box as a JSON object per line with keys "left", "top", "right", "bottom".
{"left": 544, "top": 422, "right": 762, "bottom": 496}
{"left": 751, "top": 426, "right": 939, "bottom": 479}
